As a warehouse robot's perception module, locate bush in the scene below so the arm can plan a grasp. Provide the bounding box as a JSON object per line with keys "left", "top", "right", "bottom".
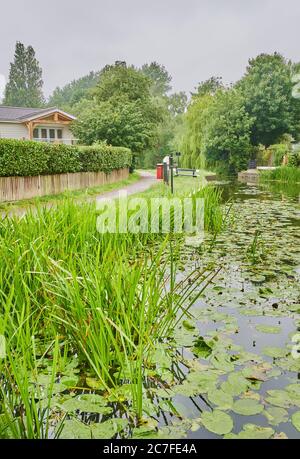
{"left": 264, "top": 143, "right": 290, "bottom": 166}
{"left": 0, "top": 139, "right": 132, "bottom": 177}
{"left": 288, "top": 147, "right": 300, "bottom": 167}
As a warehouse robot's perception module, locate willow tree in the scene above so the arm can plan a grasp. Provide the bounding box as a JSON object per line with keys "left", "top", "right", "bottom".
{"left": 178, "top": 94, "right": 214, "bottom": 169}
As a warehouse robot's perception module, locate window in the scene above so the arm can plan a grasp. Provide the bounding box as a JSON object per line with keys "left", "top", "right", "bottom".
{"left": 49, "top": 129, "right": 55, "bottom": 142}
{"left": 33, "top": 128, "right": 64, "bottom": 142}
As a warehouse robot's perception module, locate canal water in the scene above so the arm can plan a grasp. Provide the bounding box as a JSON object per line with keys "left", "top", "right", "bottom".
{"left": 151, "top": 179, "right": 300, "bottom": 439}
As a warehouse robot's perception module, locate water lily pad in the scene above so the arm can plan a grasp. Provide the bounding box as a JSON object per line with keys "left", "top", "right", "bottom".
{"left": 224, "top": 424, "right": 275, "bottom": 439}
{"left": 221, "top": 372, "right": 249, "bottom": 396}
{"left": 232, "top": 399, "right": 264, "bottom": 416}
{"left": 60, "top": 394, "right": 112, "bottom": 414}
{"left": 262, "top": 347, "right": 287, "bottom": 358}
{"left": 255, "top": 325, "right": 281, "bottom": 334}
{"left": 192, "top": 336, "right": 213, "bottom": 358}
{"left": 207, "top": 388, "right": 233, "bottom": 410}
{"left": 265, "top": 390, "right": 292, "bottom": 408}
{"left": 201, "top": 410, "right": 233, "bottom": 435}
{"left": 291, "top": 411, "right": 300, "bottom": 432}
{"left": 263, "top": 406, "right": 288, "bottom": 426}
{"left": 59, "top": 418, "right": 127, "bottom": 439}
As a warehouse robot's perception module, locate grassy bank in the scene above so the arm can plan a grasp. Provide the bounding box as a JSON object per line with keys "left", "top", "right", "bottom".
{"left": 0, "top": 172, "right": 141, "bottom": 213}
{"left": 0, "top": 179, "right": 225, "bottom": 438}
{"left": 259, "top": 166, "right": 300, "bottom": 183}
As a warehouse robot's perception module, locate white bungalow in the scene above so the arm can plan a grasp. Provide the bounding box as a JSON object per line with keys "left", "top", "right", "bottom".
{"left": 0, "top": 106, "right": 77, "bottom": 145}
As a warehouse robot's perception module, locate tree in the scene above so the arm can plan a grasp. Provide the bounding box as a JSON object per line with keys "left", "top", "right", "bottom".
{"left": 72, "top": 101, "right": 155, "bottom": 152}
{"left": 4, "top": 41, "right": 44, "bottom": 107}
{"left": 203, "top": 89, "right": 254, "bottom": 173}
{"left": 168, "top": 92, "right": 188, "bottom": 116}
{"left": 178, "top": 93, "right": 214, "bottom": 169}
{"left": 73, "top": 62, "right": 164, "bottom": 157}
{"left": 238, "top": 53, "right": 299, "bottom": 146}
{"left": 48, "top": 71, "right": 100, "bottom": 111}
{"left": 192, "top": 76, "right": 223, "bottom": 98}
{"left": 95, "top": 61, "right": 151, "bottom": 103}
{"left": 141, "top": 62, "right": 172, "bottom": 97}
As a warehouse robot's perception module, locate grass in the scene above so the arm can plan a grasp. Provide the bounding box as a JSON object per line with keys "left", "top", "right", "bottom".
{"left": 259, "top": 166, "right": 300, "bottom": 183}
{"left": 0, "top": 177, "right": 225, "bottom": 438}
{"left": 0, "top": 172, "right": 141, "bottom": 213}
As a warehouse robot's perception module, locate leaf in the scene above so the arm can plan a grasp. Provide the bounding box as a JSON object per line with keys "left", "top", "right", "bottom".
{"left": 221, "top": 372, "right": 249, "bottom": 396}
{"left": 263, "top": 407, "right": 288, "bottom": 426}
{"left": 262, "top": 347, "right": 287, "bottom": 358}
{"left": 60, "top": 394, "right": 112, "bottom": 414}
{"left": 201, "top": 410, "right": 233, "bottom": 435}
{"left": 210, "top": 353, "right": 235, "bottom": 372}
{"left": 291, "top": 411, "right": 300, "bottom": 432}
{"left": 86, "top": 377, "right": 105, "bottom": 390}
{"left": 182, "top": 320, "right": 196, "bottom": 331}
{"left": 207, "top": 388, "right": 233, "bottom": 410}
{"left": 224, "top": 424, "right": 275, "bottom": 439}
{"left": 265, "top": 390, "right": 292, "bottom": 408}
{"left": 255, "top": 325, "right": 281, "bottom": 334}
{"left": 192, "top": 336, "right": 213, "bottom": 358}
{"left": 232, "top": 399, "right": 264, "bottom": 416}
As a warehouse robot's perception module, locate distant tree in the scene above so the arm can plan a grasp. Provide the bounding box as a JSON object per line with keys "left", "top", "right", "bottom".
{"left": 73, "top": 62, "right": 164, "bottom": 157}
{"left": 192, "top": 76, "right": 223, "bottom": 98}
{"left": 203, "top": 89, "right": 254, "bottom": 173}
{"left": 4, "top": 41, "right": 44, "bottom": 107}
{"left": 48, "top": 71, "right": 100, "bottom": 111}
{"left": 141, "top": 62, "right": 172, "bottom": 97}
{"left": 238, "top": 53, "right": 299, "bottom": 145}
{"left": 95, "top": 61, "right": 151, "bottom": 103}
{"left": 168, "top": 91, "right": 188, "bottom": 116}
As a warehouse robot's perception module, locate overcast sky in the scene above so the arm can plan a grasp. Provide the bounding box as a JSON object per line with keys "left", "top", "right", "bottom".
{"left": 0, "top": 0, "right": 299, "bottom": 100}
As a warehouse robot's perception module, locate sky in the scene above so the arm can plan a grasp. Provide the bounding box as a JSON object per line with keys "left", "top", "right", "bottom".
{"left": 0, "top": 0, "right": 299, "bottom": 101}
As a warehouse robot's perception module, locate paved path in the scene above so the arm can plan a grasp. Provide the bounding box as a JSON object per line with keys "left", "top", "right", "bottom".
{"left": 95, "top": 171, "right": 156, "bottom": 202}
{"left": 2, "top": 171, "right": 156, "bottom": 218}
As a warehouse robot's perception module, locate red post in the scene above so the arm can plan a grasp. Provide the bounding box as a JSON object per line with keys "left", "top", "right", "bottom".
{"left": 156, "top": 163, "right": 164, "bottom": 179}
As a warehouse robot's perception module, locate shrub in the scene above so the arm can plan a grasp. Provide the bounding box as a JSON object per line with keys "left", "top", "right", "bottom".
{"left": 264, "top": 143, "right": 290, "bottom": 166}
{"left": 288, "top": 147, "right": 300, "bottom": 167}
{"left": 0, "top": 139, "right": 132, "bottom": 177}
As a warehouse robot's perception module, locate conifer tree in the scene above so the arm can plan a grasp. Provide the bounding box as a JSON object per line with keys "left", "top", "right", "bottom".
{"left": 4, "top": 41, "right": 44, "bottom": 107}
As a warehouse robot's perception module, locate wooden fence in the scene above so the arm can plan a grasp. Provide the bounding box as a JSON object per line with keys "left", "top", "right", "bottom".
{"left": 0, "top": 168, "right": 129, "bottom": 202}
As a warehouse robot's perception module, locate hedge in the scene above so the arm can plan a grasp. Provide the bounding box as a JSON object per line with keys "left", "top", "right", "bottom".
{"left": 0, "top": 139, "right": 132, "bottom": 177}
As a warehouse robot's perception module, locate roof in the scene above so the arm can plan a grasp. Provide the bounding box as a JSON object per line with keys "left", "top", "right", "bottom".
{"left": 0, "top": 106, "right": 76, "bottom": 122}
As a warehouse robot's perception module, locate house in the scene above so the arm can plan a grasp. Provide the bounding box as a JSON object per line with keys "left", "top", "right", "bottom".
{"left": 0, "top": 106, "right": 77, "bottom": 145}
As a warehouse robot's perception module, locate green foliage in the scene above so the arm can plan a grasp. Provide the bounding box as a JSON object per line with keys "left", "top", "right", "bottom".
{"left": 72, "top": 101, "right": 156, "bottom": 153}
{"left": 95, "top": 61, "right": 151, "bottom": 103}
{"left": 238, "top": 53, "right": 300, "bottom": 145}
{"left": 203, "top": 89, "right": 254, "bottom": 174}
{"left": 48, "top": 71, "right": 100, "bottom": 111}
{"left": 0, "top": 139, "right": 132, "bottom": 177}
{"left": 259, "top": 165, "right": 300, "bottom": 183}
{"left": 73, "top": 62, "right": 163, "bottom": 157}
{"left": 288, "top": 146, "right": 300, "bottom": 167}
{"left": 167, "top": 92, "right": 188, "bottom": 116}
{"left": 141, "top": 62, "right": 172, "bottom": 97}
{"left": 177, "top": 88, "right": 253, "bottom": 174}
{"left": 4, "top": 41, "right": 44, "bottom": 107}
{"left": 265, "top": 143, "right": 290, "bottom": 166}
{"left": 192, "top": 76, "right": 223, "bottom": 97}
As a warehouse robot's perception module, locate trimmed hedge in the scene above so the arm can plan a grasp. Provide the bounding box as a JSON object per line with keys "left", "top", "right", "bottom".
{"left": 0, "top": 139, "right": 132, "bottom": 177}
